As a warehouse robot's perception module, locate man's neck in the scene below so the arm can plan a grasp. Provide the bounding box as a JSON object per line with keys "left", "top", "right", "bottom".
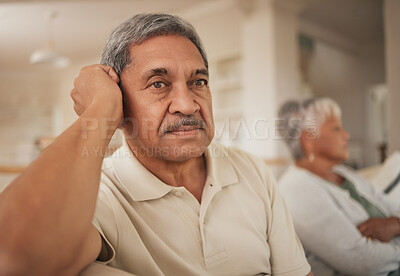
{"left": 126, "top": 142, "right": 207, "bottom": 203}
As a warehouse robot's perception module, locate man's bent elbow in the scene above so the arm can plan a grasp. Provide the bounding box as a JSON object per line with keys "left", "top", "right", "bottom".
{"left": 0, "top": 250, "right": 33, "bottom": 276}
{"left": 0, "top": 253, "right": 79, "bottom": 276}
{"left": 0, "top": 247, "right": 81, "bottom": 276}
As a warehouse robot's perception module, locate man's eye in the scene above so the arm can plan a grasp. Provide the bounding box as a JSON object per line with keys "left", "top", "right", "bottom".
{"left": 151, "top": 82, "right": 165, "bottom": 89}
{"left": 193, "top": 79, "right": 207, "bottom": 87}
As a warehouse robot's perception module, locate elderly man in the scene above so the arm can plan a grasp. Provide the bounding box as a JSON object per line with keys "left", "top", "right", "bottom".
{"left": 0, "top": 14, "right": 312, "bottom": 276}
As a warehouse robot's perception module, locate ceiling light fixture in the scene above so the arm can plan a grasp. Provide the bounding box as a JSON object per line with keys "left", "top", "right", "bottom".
{"left": 29, "top": 11, "right": 70, "bottom": 68}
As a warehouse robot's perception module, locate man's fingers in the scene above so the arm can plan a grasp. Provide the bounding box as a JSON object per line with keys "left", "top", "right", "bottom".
{"left": 71, "top": 88, "right": 84, "bottom": 116}
{"left": 70, "top": 64, "right": 123, "bottom": 121}
{"left": 70, "top": 88, "right": 82, "bottom": 106}
{"left": 94, "top": 64, "right": 120, "bottom": 84}
{"left": 73, "top": 104, "right": 82, "bottom": 116}
{"left": 104, "top": 66, "right": 120, "bottom": 84}
{"left": 70, "top": 87, "right": 77, "bottom": 99}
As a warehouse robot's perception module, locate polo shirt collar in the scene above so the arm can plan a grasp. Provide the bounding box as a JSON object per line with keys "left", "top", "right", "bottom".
{"left": 111, "top": 140, "right": 173, "bottom": 201}
{"left": 204, "top": 144, "right": 239, "bottom": 188}
{"left": 111, "top": 141, "right": 239, "bottom": 202}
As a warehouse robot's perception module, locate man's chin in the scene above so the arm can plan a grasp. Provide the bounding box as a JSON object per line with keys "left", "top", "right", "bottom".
{"left": 126, "top": 135, "right": 212, "bottom": 162}
{"left": 159, "top": 144, "right": 208, "bottom": 162}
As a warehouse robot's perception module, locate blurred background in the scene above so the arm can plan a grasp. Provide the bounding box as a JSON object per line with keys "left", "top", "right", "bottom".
{"left": 0, "top": 0, "right": 399, "bottom": 184}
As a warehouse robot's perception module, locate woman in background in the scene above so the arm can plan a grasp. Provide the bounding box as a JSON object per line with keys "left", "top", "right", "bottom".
{"left": 278, "top": 97, "right": 400, "bottom": 276}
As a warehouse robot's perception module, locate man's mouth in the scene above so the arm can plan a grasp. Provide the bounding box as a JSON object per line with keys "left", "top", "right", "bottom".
{"left": 166, "top": 125, "right": 201, "bottom": 133}
{"left": 161, "top": 116, "right": 206, "bottom": 136}
{"left": 164, "top": 125, "right": 203, "bottom": 137}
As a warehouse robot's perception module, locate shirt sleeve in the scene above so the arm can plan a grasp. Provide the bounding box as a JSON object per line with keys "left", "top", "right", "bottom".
{"left": 79, "top": 262, "right": 136, "bottom": 276}
{"left": 263, "top": 166, "right": 312, "bottom": 276}
{"left": 280, "top": 173, "right": 400, "bottom": 276}
{"left": 91, "top": 182, "right": 118, "bottom": 265}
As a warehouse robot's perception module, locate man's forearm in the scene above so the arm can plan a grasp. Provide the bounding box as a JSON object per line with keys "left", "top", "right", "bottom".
{"left": 0, "top": 102, "right": 119, "bottom": 275}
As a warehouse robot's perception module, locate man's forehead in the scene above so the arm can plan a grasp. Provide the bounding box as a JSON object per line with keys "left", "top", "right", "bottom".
{"left": 131, "top": 49, "right": 202, "bottom": 64}
{"left": 128, "top": 35, "right": 204, "bottom": 64}
{"left": 128, "top": 56, "right": 207, "bottom": 77}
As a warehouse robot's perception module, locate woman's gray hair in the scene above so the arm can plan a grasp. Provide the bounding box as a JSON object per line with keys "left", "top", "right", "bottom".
{"left": 100, "top": 13, "right": 208, "bottom": 76}
{"left": 277, "top": 97, "right": 342, "bottom": 160}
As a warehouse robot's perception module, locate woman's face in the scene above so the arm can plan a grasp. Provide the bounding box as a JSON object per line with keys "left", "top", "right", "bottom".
{"left": 312, "top": 115, "right": 350, "bottom": 163}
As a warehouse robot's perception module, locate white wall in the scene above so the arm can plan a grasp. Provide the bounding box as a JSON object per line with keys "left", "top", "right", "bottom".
{"left": 361, "top": 42, "right": 386, "bottom": 166}
{"left": 53, "top": 58, "right": 99, "bottom": 133}
{"left": 384, "top": 0, "right": 400, "bottom": 154}
{"left": 303, "top": 26, "right": 385, "bottom": 168}
{"left": 0, "top": 56, "right": 97, "bottom": 168}
{"left": 0, "top": 71, "right": 57, "bottom": 166}
{"left": 307, "top": 40, "right": 365, "bottom": 166}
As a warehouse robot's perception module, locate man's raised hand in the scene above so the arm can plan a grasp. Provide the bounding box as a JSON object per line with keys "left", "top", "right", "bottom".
{"left": 71, "top": 64, "right": 123, "bottom": 125}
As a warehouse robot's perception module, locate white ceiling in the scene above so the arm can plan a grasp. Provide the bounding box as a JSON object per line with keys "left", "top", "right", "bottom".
{"left": 300, "top": 0, "right": 383, "bottom": 44}
{"left": 0, "top": 0, "right": 384, "bottom": 73}
{"left": 0, "top": 0, "right": 217, "bottom": 71}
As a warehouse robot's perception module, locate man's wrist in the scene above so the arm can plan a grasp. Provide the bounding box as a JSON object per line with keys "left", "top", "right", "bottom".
{"left": 84, "top": 100, "right": 122, "bottom": 126}
{"left": 79, "top": 101, "right": 122, "bottom": 147}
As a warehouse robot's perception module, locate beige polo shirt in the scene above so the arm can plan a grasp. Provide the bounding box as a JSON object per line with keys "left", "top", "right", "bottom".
{"left": 92, "top": 142, "right": 310, "bottom": 276}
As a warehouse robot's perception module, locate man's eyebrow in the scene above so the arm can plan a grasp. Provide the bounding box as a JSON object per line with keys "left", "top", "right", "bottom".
{"left": 194, "top": 68, "right": 209, "bottom": 77}
{"left": 141, "top": 67, "right": 168, "bottom": 80}
{"left": 141, "top": 67, "right": 208, "bottom": 80}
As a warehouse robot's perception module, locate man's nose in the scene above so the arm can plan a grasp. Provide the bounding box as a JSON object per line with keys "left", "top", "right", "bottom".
{"left": 168, "top": 83, "right": 200, "bottom": 115}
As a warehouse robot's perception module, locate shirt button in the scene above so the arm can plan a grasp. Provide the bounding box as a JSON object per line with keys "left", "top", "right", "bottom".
{"left": 174, "top": 191, "right": 183, "bottom": 197}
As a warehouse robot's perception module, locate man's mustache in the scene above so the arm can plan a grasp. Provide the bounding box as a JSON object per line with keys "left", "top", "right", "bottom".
{"left": 160, "top": 116, "right": 207, "bottom": 134}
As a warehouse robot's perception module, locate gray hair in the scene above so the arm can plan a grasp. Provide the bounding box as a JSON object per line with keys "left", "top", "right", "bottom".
{"left": 100, "top": 13, "right": 208, "bottom": 76}
{"left": 277, "top": 97, "right": 342, "bottom": 160}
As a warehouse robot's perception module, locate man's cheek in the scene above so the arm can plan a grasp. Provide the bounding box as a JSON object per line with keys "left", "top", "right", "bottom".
{"left": 137, "top": 118, "right": 161, "bottom": 138}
